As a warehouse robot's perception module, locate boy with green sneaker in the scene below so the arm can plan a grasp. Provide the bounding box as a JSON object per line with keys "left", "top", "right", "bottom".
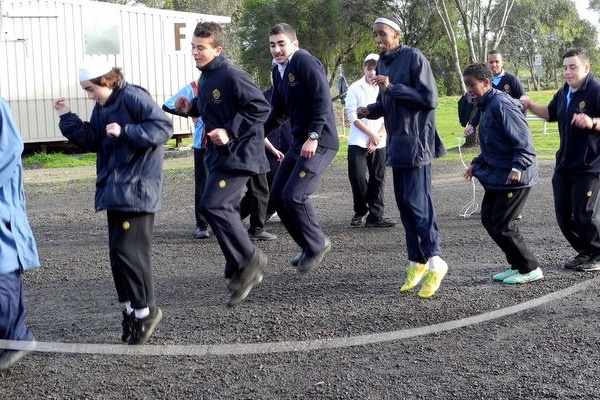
{"left": 357, "top": 15, "right": 449, "bottom": 298}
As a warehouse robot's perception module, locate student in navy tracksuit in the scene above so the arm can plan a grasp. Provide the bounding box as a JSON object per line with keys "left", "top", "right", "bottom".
{"left": 162, "top": 80, "right": 211, "bottom": 239}
{"left": 264, "top": 23, "right": 339, "bottom": 273}
{"left": 522, "top": 47, "right": 600, "bottom": 272}
{"left": 357, "top": 15, "right": 448, "bottom": 298}
{"left": 0, "top": 97, "right": 40, "bottom": 369}
{"left": 54, "top": 62, "right": 173, "bottom": 345}
{"left": 462, "top": 63, "right": 542, "bottom": 284}
{"left": 176, "top": 22, "right": 271, "bottom": 307}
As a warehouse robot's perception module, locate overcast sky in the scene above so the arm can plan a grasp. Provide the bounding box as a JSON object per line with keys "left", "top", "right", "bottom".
{"left": 574, "top": 0, "right": 600, "bottom": 32}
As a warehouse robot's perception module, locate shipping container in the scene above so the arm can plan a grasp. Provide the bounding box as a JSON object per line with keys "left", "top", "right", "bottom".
{"left": 0, "top": 0, "right": 230, "bottom": 148}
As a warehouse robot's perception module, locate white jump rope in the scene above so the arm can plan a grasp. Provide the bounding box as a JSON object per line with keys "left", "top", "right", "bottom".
{"left": 457, "top": 135, "right": 479, "bottom": 218}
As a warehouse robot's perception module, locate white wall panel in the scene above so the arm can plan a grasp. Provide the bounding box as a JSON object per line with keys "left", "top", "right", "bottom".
{"left": 1, "top": 0, "right": 230, "bottom": 144}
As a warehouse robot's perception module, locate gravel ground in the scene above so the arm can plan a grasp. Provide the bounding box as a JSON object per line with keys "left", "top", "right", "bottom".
{"left": 2, "top": 153, "right": 600, "bottom": 399}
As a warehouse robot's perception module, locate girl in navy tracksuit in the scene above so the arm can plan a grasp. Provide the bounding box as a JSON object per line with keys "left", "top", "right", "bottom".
{"left": 463, "top": 63, "right": 542, "bottom": 284}
{"left": 54, "top": 64, "right": 172, "bottom": 344}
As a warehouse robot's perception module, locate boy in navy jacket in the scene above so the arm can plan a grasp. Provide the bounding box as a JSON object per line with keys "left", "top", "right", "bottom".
{"left": 264, "top": 23, "right": 339, "bottom": 273}
{"left": 176, "top": 22, "right": 271, "bottom": 307}
{"left": 55, "top": 62, "right": 173, "bottom": 345}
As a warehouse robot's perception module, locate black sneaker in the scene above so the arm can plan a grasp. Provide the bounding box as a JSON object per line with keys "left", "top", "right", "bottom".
{"left": 129, "top": 308, "right": 163, "bottom": 345}
{"left": 227, "top": 249, "right": 267, "bottom": 307}
{"left": 365, "top": 217, "right": 397, "bottom": 228}
{"left": 194, "top": 227, "right": 211, "bottom": 239}
{"left": 297, "top": 237, "right": 331, "bottom": 273}
{"left": 249, "top": 231, "right": 278, "bottom": 241}
{"left": 564, "top": 253, "right": 591, "bottom": 270}
{"left": 577, "top": 253, "right": 600, "bottom": 272}
{"left": 0, "top": 339, "right": 37, "bottom": 370}
{"left": 121, "top": 310, "right": 134, "bottom": 343}
{"left": 350, "top": 214, "right": 364, "bottom": 226}
{"left": 291, "top": 251, "right": 305, "bottom": 267}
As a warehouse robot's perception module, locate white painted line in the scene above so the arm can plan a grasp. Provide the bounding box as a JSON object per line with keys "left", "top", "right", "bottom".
{"left": 2, "top": 276, "right": 596, "bottom": 356}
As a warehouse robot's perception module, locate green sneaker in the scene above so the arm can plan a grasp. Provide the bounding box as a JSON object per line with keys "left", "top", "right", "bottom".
{"left": 492, "top": 269, "right": 518, "bottom": 281}
{"left": 400, "top": 263, "right": 428, "bottom": 292}
{"left": 502, "top": 267, "right": 543, "bottom": 284}
{"left": 418, "top": 263, "right": 448, "bottom": 299}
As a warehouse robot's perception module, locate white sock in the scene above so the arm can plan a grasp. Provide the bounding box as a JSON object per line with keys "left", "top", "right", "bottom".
{"left": 121, "top": 302, "right": 133, "bottom": 315}
{"left": 134, "top": 307, "right": 150, "bottom": 319}
{"left": 428, "top": 255, "right": 448, "bottom": 271}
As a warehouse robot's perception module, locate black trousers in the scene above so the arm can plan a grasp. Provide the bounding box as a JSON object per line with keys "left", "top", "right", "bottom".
{"left": 239, "top": 173, "right": 270, "bottom": 235}
{"left": 347, "top": 145, "right": 387, "bottom": 221}
{"left": 266, "top": 152, "right": 281, "bottom": 216}
{"left": 107, "top": 210, "right": 156, "bottom": 310}
{"left": 480, "top": 187, "right": 539, "bottom": 273}
{"left": 194, "top": 147, "right": 209, "bottom": 230}
{"left": 553, "top": 172, "right": 600, "bottom": 256}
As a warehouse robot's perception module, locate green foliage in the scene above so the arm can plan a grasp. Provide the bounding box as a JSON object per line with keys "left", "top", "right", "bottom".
{"left": 23, "top": 91, "right": 561, "bottom": 168}
{"left": 237, "top": 0, "right": 390, "bottom": 89}
{"left": 494, "top": 0, "right": 598, "bottom": 90}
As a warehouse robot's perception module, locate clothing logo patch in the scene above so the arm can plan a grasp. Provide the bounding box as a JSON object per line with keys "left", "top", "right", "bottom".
{"left": 219, "top": 180, "right": 227, "bottom": 188}
{"left": 587, "top": 190, "right": 593, "bottom": 197}
{"left": 503, "top": 84, "right": 510, "bottom": 92}
{"left": 288, "top": 73, "right": 296, "bottom": 83}
{"left": 507, "top": 192, "right": 513, "bottom": 198}
{"left": 212, "top": 89, "right": 221, "bottom": 103}
{"left": 577, "top": 101, "right": 586, "bottom": 113}
{"left": 299, "top": 171, "right": 306, "bottom": 178}
{"left": 122, "top": 221, "right": 130, "bottom": 230}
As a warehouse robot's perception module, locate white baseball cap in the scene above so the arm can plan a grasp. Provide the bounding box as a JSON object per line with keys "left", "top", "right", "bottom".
{"left": 78, "top": 60, "right": 114, "bottom": 82}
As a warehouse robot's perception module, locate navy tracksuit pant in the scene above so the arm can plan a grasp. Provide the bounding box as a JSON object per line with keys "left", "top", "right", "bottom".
{"left": 200, "top": 171, "right": 256, "bottom": 279}
{"left": 269, "top": 143, "right": 336, "bottom": 257}
{"left": 392, "top": 165, "right": 442, "bottom": 264}
{"left": 0, "top": 270, "right": 34, "bottom": 342}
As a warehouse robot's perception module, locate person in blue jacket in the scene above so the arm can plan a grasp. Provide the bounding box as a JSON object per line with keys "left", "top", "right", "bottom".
{"left": 54, "top": 61, "right": 173, "bottom": 345}
{"left": 163, "top": 80, "right": 211, "bottom": 239}
{"left": 521, "top": 47, "right": 600, "bottom": 272}
{"left": 357, "top": 15, "right": 448, "bottom": 298}
{"left": 175, "top": 22, "right": 271, "bottom": 307}
{"left": 264, "top": 23, "right": 339, "bottom": 274}
{"left": 462, "top": 63, "right": 542, "bottom": 284}
{"left": 0, "top": 97, "right": 40, "bottom": 369}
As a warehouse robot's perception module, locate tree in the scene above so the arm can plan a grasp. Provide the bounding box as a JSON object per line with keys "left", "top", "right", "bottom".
{"left": 497, "top": 0, "right": 598, "bottom": 91}
{"left": 429, "top": 0, "right": 517, "bottom": 94}
{"left": 238, "top": 0, "right": 390, "bottom": 90}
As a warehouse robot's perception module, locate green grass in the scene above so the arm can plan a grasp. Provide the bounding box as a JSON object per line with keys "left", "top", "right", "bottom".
{"left": 23, "top": 152, "right": 97, "bottom": 169}
{"left": 24, "top": 91, "right": 558, "bottom": 168}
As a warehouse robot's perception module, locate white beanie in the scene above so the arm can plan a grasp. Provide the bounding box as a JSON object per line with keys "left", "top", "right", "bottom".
{"left": 364, "top": 53, "right": 379, "bottom": 62}
{"left": 78, "top": 60, "right": 114, "bottom": 82}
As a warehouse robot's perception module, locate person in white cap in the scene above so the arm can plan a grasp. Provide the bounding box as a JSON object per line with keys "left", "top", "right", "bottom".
{"left": 357, "top": 15, "right": 449, "bottom": 299}
{"left": 345, "top": 53, "right": 396, "bottom": 228}
{"left": 53, "top": 61, "right": 173, "bottom": 345}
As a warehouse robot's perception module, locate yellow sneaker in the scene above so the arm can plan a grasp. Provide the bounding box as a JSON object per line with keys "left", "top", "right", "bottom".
{"left": 400, "top": 263, "right": 428, "bottom": 292}
{"left": 418, "top": 262, "right": 448, "bottom": 298}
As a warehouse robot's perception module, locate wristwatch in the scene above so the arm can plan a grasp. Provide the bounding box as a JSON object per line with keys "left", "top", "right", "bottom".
{"left": 308, "top": 132, "right": 320, "bottom": 140}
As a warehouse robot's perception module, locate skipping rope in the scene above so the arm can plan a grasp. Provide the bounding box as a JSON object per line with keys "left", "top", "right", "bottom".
{"left": 457, "top": 136, "right": 479, "bottom": 218}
